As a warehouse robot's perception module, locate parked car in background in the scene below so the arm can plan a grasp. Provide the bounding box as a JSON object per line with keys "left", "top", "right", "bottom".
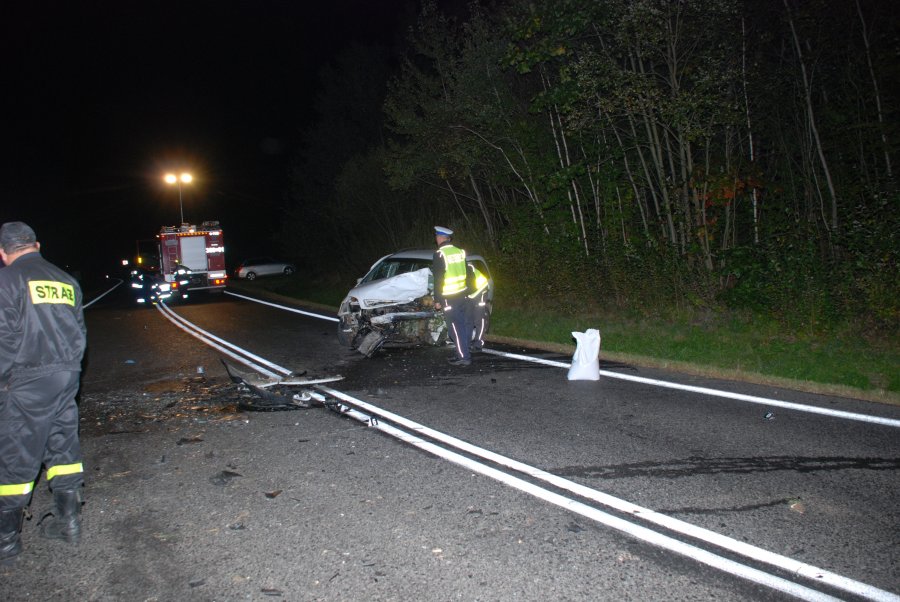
{"left": 234, "top": 257, "right": 296, "bottom": 280}
{"left": 337, "top": 249, "right": 493, "bottom": 357}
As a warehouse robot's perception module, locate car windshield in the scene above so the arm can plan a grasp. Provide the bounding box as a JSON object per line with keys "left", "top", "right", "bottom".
{"left": 362, "top": 258, "right": 432, "bottom": 284}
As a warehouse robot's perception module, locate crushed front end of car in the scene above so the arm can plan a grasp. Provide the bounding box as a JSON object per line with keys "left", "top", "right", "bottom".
{"left": 337, "top": 268, "right": 448, "bottom": 357}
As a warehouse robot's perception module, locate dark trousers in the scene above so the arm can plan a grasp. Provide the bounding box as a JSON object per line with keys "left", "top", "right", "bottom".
{"left": 0, "top": 371, "right": 83, "bottom": 510}
{"left": 467, "top": 292, "right": 487, "bottom": 350}
{"left": 443, "top": 295, "right": 472, "bottom": 360}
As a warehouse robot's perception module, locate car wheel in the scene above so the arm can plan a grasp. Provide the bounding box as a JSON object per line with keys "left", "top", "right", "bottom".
{"left": 283, "top": 266, "right": 295, "bottom": 276}
{"left": 245, "top": 271, "right": 257, "bottom": 281}
{"left": 337, "top": 316, "right": 358, "bottom": 348}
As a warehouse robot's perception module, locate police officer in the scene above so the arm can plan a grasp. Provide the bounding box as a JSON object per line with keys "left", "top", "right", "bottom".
{"left": 432, "top": 226, "right": 472, "bottom": 366}
{"left": 0, "top": 222, "right": 87, "bottom": 562}
{"left": 466, "top": 262, "right": 490, "bottom": 352}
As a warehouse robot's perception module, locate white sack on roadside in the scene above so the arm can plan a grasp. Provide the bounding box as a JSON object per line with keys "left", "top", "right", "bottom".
{"left": 567, "top": 329, "right": 601, "bottom": 381}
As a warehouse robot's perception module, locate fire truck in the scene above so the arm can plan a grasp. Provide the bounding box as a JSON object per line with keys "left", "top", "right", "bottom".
{"left": 157, "top": 221, "right": 227, "bottom": 295}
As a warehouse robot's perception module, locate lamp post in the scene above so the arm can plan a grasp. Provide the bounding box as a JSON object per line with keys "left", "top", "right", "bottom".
{"left": 164, "top": 172, "right": 193, "bottom": 224}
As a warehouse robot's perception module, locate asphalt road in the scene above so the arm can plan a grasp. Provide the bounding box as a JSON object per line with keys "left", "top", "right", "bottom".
{"left": 2, "top": 283, "right": 898, "bottom": 601}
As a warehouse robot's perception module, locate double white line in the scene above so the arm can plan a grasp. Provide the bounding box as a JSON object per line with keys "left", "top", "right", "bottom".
{"left": 316, "top": 386, "right": 896, "bottom": 602}
{"left": 155, "top": 302, "right": 291, "bottom": 380}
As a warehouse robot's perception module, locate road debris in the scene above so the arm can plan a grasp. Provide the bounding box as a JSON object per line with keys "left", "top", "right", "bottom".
{"left": 788, "top": 497, "right": 806, "bottom": 514}
{"left": 221, "top": 360, "right": 342, "bottom": 412}
{"left": 261, "top": 587, "right": 284, "bottom": 596}
{"left": 210, "top": 470, "right": 242, "bottom": 486}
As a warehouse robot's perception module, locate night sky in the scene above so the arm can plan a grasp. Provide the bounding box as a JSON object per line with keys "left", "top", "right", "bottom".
{"left": 4, "top": 1, "right": 422, "bottom": 274}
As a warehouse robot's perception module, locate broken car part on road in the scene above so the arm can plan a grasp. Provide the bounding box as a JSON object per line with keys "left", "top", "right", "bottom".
{"left": 221, "top": 360, "right": 342, "bottom": 412}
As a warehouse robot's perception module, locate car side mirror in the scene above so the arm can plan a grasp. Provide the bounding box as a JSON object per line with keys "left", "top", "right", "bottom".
{"left": 356, "top": 278, "right": 362, "bottom": 285}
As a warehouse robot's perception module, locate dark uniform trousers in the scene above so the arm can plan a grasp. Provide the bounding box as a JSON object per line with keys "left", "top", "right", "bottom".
{"left": 467, "top": 291, "right": 487, "bottom": 350}
{"left": 0, "top": 370, "right": 83, "bottom": 511}
{"left": 443, "top": 294, "right": 472, "bottom": 360}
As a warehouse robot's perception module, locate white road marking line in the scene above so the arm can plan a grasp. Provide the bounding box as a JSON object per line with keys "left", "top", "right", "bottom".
{"left": 84, "top": 279, "right": 123, "bottom": 309}
{"left": 224, "top": 290, "right": 339, "bottom": 321}
{"left": 225, "top": 291, "right": 900, "bottom": 428}
{"left": 223, "top": 291, "right": 900, "bottom": 428}
{"left": 481, "top": 349, "right": 900, "bottom": 428}
{"left": 155, "top": 303, "right": 289, "bottom": 379}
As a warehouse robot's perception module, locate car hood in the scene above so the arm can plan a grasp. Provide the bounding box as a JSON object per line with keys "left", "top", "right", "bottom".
{"left": 347, "top": 268, "right": 431, "bottom": 310}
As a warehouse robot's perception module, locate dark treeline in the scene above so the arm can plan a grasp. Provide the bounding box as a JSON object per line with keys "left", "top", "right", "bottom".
{"left": 280, "top": 0, "right": 898, "bottom": 331}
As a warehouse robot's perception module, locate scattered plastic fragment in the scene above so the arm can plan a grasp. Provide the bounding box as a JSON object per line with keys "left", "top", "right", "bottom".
{"left": 788, "top": 497, "right": 806, "bottom": 514}
{"left": 210, "top": 470, "right": 242, "bottom": 486}
{"left": 567, "top": 522, "right": 586, "bottom": 533}
{"left": 264, "top": 490, "right": 282, "bottom": 499}
{"left": 764, "top": 412, "right": 775, "bottom": 420}
{"left": 124, "top": 359, "right": 136, "bottom": 364}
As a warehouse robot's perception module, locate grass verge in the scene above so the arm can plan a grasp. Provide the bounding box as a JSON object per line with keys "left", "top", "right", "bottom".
{"left": 492, "top": 304, "right": 900, "bottom": 404}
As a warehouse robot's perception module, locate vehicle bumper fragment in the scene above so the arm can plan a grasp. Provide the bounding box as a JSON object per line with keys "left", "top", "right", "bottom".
{"left": 221, "top": 361, "right": 343, "bottom": 412}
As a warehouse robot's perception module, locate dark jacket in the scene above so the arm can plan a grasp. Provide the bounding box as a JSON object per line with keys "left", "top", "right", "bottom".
{"left": 0, "top": 252, "right": 86, "bottom": 381}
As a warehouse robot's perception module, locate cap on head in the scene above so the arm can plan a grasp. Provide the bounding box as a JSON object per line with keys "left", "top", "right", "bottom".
{"left": 434, "top": 226, "right": 454, "bottom": 238}
{"left": 0, "top": 221, "right": 37, "bottom": 253}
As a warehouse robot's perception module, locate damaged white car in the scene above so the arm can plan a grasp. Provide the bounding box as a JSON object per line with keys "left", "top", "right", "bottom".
{"left": 337, "top": 249, "right": 492, "bottom": 357}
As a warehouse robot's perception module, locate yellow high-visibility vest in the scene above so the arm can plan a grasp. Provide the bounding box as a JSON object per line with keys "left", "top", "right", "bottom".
{"left": 439, "top": 245, "right": 467, "bottom": 295}
{"left": 468, "top": 267, "right": 489, "bottom": 298}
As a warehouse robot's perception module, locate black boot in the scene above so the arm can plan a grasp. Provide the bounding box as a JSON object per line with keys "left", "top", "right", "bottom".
{"left": 41, "top": 490, "right": 82, "bottom": 544}
{"left": 0, "top": 508, "right": 25, "bottom": 562}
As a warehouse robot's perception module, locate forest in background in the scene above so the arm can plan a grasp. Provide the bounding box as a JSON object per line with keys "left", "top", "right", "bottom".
{"left": 279, "top": 0, "right": 899, "bottom": 335}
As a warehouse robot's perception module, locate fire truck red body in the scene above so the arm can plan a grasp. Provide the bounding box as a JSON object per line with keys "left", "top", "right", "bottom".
{"left": 157, "top": 221, "right": 227, "bottom": 293}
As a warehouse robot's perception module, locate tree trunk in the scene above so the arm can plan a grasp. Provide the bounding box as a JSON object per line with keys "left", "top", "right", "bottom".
{"left": 855, "top": 0, "right": 892, "bottom": 180}
{"left": 741, "top": 15, "right": 760, "bottom": 243}
{"left": 784, "top": 0, "right": 839, "bottom": 235}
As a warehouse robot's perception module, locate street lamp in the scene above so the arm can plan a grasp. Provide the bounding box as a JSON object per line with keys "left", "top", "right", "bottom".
{"left": 164, "top": 172, "right": 193, "bottom": 224}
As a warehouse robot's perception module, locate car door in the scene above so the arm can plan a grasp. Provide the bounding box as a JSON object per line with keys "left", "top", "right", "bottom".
{"left": 259, "top": 258, "right": 277, "bottom": 276}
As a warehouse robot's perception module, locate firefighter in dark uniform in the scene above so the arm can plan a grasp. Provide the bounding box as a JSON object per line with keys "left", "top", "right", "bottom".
{"left": 0, "top": 222, "right": 87, "bottom": 562}
{"left": 432, "top": 226, "right": 472, "bottom": 366}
